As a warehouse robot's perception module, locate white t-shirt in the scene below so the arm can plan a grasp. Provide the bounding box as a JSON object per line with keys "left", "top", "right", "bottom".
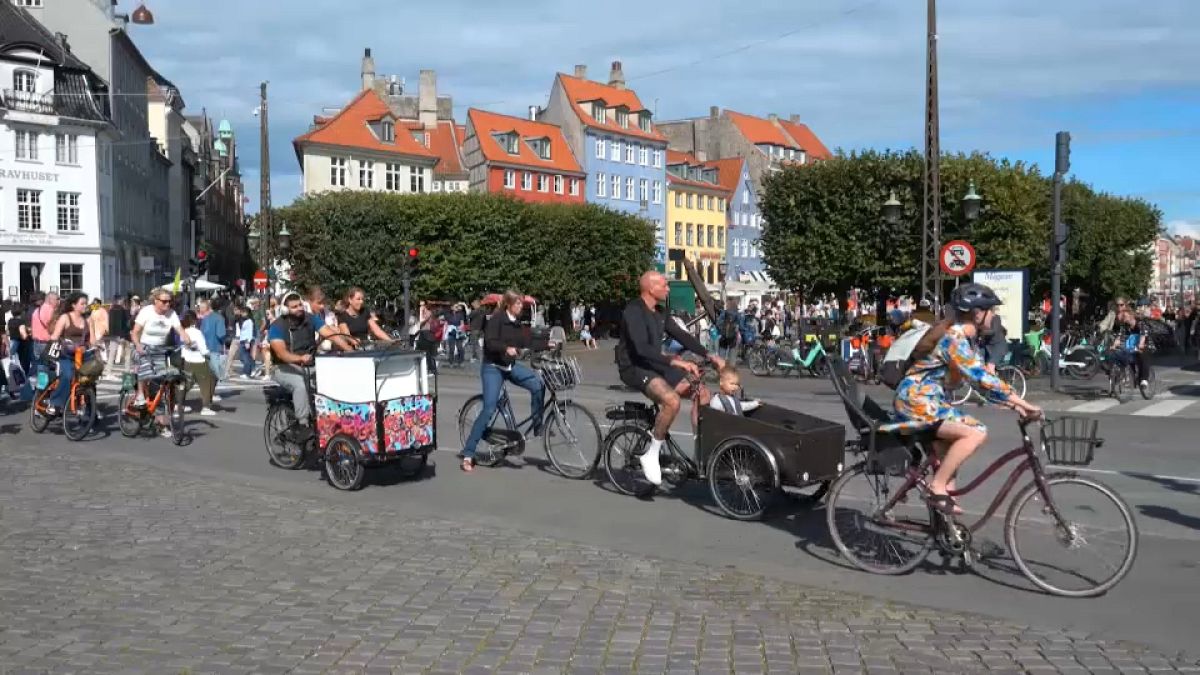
{"left": 135, "top": 305, "right": 181, "bottom": 347}
{"left": 181, "top": 327, "right": 208, "bottom": 364}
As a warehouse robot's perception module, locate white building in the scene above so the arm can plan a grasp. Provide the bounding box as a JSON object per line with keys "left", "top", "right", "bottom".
{"left": 0, "top": 2, "right": 114, "bottom": 301}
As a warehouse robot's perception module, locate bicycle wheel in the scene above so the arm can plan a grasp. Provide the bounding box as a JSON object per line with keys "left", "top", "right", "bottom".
{"left": 456, "top": 395, "right": 510, "bottom": 467}
{"left": 263, "top": 402, "right": 305, "bottom": 469}
{"left": 826, "top": 462, "right": 933, "bottom": 575}
{"left": 1109, "top": 365, "right": 1129, "bottom": 401}
{"left": 28, "top": 385, "right": 52, "bottom": 433}
{"left": 62, "top": 387, "right": 97, "bottom": 442}
{"left": 810, "top": 355, "right": 830, "bottom": 378}
{"left": 117, "top": 391, "right": 143, "bottom": 437}
{"left": 1139, "top": 366, "right": 1156, "bottom": 400}
{"left": 1005, "top": 473, "right": 1138, "bottom": 597}
{"left": 707, "top": 438, "right": 780, "bottom": 521}
{"left": 1065, "top": 347, "right": 1099, "bottom": 380}
{"left": 747, "top": 348, "right": 770, "bottom": 377}
{"left": 324, "top": 433, "right": 365, "bottom": 491}
{"left": 166, "top": 383, "right": 188, "bottom": 446}
{"left": 948, "top": 381, "right": 974, "bottom": 406}
{"left": 997, "top": 365, "right": 1027, "bottom": 399}
{"left": 542, "top": 400, "right": 601, "bottom": 479}
{"left": 603, "top": 424, "right": 653, "bottom": 496}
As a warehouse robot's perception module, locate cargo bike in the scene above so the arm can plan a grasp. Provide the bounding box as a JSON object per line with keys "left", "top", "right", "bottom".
{"left": 263, "top": 345, "right": 436, "bottom": 491}
{"left": 602, "top": 366, "right": 847, "bottom": 520}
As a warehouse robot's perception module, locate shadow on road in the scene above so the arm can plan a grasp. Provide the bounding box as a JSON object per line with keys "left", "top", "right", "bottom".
{"left": 1137, "top": 505, "right": 1200, "bottom": 531}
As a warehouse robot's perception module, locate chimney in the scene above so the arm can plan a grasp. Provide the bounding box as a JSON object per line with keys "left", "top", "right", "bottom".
{"left": 528, "top": 105, "right": 540, "bottom": 121}
{"left": 418, "top": 69, "right": 437, "bottom": 127}
{"left": 361, "top": 47, "right": 376, "bottom": 91}
{"left": 696, "top": 150, "right": 708, "bottom": 162}
{"left": 709, "top": 106, "right": 720, "bottom": 120}
{"left": 789, "top": 114, "right": 801, "bottom": 124}
{"left": 768, "top": 113, "right": 778, "bottom": 121}
{"left": 608, "top": 60, "right": 625, "bottom": 90}
{"left": 573, "top": 64, "right": 587, "bottom": 79}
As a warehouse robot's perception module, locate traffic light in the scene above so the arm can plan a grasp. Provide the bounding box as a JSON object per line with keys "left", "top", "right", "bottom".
{"left": 196, "top": 250, "right": 209, "bottom": 277}
{"left": 400, "top": 246, "right": 419, "bottom": 278}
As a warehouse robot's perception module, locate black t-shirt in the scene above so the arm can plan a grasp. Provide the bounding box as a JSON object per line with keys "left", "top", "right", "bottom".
{"left": 108, "top": 305, "right": 130, "bottom": 339}
{"left": 7, "top": 317, "right": 23, "bottom": 341}
{"left": 615, "top": 299, "right": 707, "bottom": 372}
{"left": 337, "top": 309, "right": 372, "bottom": 340}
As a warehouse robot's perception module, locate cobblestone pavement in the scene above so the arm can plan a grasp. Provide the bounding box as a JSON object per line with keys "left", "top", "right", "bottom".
{"left": 1, "top": 447, "right": 1196, "bottom": 675}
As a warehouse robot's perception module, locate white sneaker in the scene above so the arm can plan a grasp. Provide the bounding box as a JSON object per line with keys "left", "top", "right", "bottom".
{"left": 199, "top": 408, "right": 217, "bottom": 417}
{"left": 160, "top": 428, "right": 174, "bottom": 438}
{"left": 1139, "top": 380, "right": 1149, "bottom": 388}
{"left": 211, "top": 394, "right": 223, "bottom": 402}
{"left": 638, "top": 439, "right": 663, "bottom": 486}
{"left": 133, "top": 394, "right": 146, "bottom": 407}
{"left": 182, "top": 406, "right": 193, "bottom": 413}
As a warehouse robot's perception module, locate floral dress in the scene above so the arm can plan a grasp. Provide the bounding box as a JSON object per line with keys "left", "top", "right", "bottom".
{"left": 882, "top": 324, "right": 1015, "bottom": 434}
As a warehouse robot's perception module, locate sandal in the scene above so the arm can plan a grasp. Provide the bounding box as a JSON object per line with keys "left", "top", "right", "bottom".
{"left": 927, "top": 493, "right": 963, "bottom": 516}
{"left": 461, "top": 458, "right": 474, "bottom": 473}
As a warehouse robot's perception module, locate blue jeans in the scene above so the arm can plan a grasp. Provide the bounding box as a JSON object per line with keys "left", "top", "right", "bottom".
{"left": 238, "top": 341, "right": 255, "bottom": 376}
{"left": 207, "top": 352, "right": 226, "bottom": 382}
{"left": 49, "top": 356, "right": 75, "bottom": 408}
{"left": 461, "top": 362, "right": 544, "bottom": 460}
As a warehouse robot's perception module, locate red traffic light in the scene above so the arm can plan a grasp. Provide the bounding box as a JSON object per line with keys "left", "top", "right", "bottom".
{"left": 407, "top": 247, "right": 419, "bottom": 258}
{"left": 197, "top": 250, "right": 207, "bottom": 260}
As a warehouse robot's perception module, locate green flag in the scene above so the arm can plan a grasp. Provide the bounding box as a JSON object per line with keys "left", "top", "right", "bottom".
{"left": 172, "top": 267, "right": 181, "bottom": 293}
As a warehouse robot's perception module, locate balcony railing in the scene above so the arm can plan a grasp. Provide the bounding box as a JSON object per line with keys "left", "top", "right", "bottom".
{"left": 1, "top": 89, "right": 56, "bottom": 115}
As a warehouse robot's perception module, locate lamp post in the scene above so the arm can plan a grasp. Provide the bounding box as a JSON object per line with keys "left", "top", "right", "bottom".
{"left": 882, "top": 183, "right": 981, "bottom": 301}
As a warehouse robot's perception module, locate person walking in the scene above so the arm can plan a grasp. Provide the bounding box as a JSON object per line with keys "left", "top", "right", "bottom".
{"left": 88, "top": 296, "right": 109, "bottom": 365}
{"left": 29, "top": 292, "right": 58, "bottom": 368}
{"left": 7, "top": 304, "right": 31, "bottom": 377}
{"left": 234, "top": 306, "right": 257, "bottom": 378}
{"left": 179, "top": 311, "right": 217, "bottom": 416}
{"left": 106, "top": 296, "right": 131, "bottom": 376}
{"left": 196, "top": 300, "right": 227, "bottom": 400}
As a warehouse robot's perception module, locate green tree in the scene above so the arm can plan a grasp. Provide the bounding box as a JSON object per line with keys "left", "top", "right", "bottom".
{"left": 279, "top": 191, "right": 653, "bottom": 304}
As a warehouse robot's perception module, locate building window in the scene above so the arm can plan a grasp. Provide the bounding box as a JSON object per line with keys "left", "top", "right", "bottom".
{"left": 538, "top": 174, "right": 549, "bottom": 192}
{"left": 596, "top": 172, "right": 607, "bottom": 198}
{"left": 639, "top": 147, "right": 648, "bottom": 166}
{"left": 653, "top": 150, "right": 662, "bottom": 168}
{"left": 706, "top": 224, "right": 715, "bottom": 248}
{"left": 522, "top": 172, "right": 533, "bottom": 191}
{"left": 638, "top": 179, "right": 648, "bottom": 203}
{"left": 639, "top": 112, "right": 652, "bottom": 133}
{"left": 17, "top": 189, "right": 41, "bottom": 230}
{"left": 56, "top": 192, "right": 81, "bottom": 232}
{"left": 718, "top": 198, "right": 725, "bottom": 213}
{"left": 330, "top": 157, "right": 348, "bottom": 187}
{"left": 569, "top": 178, "right": 580, "bottom": 196}
{"left": 686, "top": 223, "right": 694, "bottom": 246}
{"left": 616, "top": 109, "right": 628, "bottom": 128}
{"left": 674, "top": 222, "right": 683, "bottom": 246}
{"left": 652, "top": 181, "right": 662, "bottom": 204}
{"left": 13, "top": 69, "right": 36, "bottom": 92}
{"left": 59, "top": 264, "right": 83, "bottom": 295}
{"left": 610, "top": 141, "right": 621, "bottom": 162}
{"left": 529, "top": 138, "right": 551, "bottom": 159}
{"left": 359, "top": 160, "right": 374, "bottom": 188}
{"left": 705, "top": 195, "right": 712, "bottom": 211}
{"left": 55, "top": 134, "right": 79, "bottom": 165}
{"left": 386, "top": 163, "right": 403, "bottom": 191}
{"left": 625, "top": 144, "right": 635, "bottom": 164}
{"left": 554, "top": 175, "right": 564, "bottom": 194}
{"left": 611, "top": 175, "right": 620, "bottom": 199}
{"left": 410, "top": 169, "right": 425, "bottom": 192}
{"left": 504, "top": 169, "right": 516, "bottom": 190}
{"left": 674, "top": 192, "right": 682, "bottom": 208}
{"left": 15, "top": 130, "right": 38, "bottom": 161}
{"left": 686, "top": 193, "right": 694, "bottom": 209}
{"left": 625, "top": 177, "right": 635, "bottom": 201}
{"left": 717, "top": 226, "right": 724, "bottom": 249}
{"left": 381, "top": 121, "right": 395, "bottom": 142}
{"left": 595, "top": 138, "right": 605, "bottom": 159}
{"left": 592, "top": 102, "right": 606, "bottom": 124}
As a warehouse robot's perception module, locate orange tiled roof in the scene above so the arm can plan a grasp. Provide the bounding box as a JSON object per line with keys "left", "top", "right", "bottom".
{"left": 557, "top": 73, "right": 666, "bottom": 142}
{"left": 427, "top": 120, "right": 467, "bottom": 178}
{"left": 777, "top": 119, "right": 832, "bottom": 160}
{"left": 293, "top": 89, "right": 436, "bottom": 159}
{"left": 703, "top": 157, "right": 745, "bottom": 196}
{"left": 665, "top": 150, "right": 724, "bottom": 192}
{"left": 725, "top": 110, "right": 795, "bottom": 148}
{"left": 467, "top": 108, "right": 584, "bottom": 174}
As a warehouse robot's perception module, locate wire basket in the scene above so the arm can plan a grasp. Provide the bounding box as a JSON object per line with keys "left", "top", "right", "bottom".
{"left": 1040, "top": 416, "right": 1102, "bottom": 466}
{"left": 538, "top": 355, "right": 581, "bottom": 391}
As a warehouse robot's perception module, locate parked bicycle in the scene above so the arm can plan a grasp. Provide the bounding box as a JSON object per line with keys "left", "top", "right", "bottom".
{"left": 949, "top": 360, "right": 1028, "bottom": 405}
{"left": 29, "top": 346, "right": 100, "bottom": 441}
{"left": 117, "top": 346, "right": 190, "bottom": 446}
{"left": 747, "top": 338, "right": 830, "bottom": 378}
{"left": 456, "top": 352, "right": 602, "bottom": 478}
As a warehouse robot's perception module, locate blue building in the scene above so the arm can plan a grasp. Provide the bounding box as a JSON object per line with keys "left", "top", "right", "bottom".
{"left": 709, "top": 157, "right": 765, "bottom": 278}
{"left": 539, "top": 62, "right": 669, "bottom": 265}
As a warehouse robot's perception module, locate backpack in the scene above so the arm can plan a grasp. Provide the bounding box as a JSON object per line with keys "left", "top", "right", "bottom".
{"left": 720, "top": 311, "right": 740, "bottom": 342}
{"left": 878, "top": 320, "right": 946, "bottom": 389}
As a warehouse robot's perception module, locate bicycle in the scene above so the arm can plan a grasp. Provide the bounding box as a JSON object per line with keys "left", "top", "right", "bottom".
{"left": 117, "top": 346, "right": 190, "bottom": 446}
{"left": 457, "top": 353, "right": 602, "bottom": 478}
{"left": 825, "top": 409, "right": 1137, "bottom": 597}
{"left": 949, "top": 358, "right": 1028, "bottom": 405}
{"left": 1106, "top": 351, "right": 1155, "bottom": 402}
{"left": 29, "top": 347, "right": 99, "bottom": 441}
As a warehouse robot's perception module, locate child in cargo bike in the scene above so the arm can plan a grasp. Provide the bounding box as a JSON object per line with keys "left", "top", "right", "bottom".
{"left": 708, "top": 366, "right": 761, "bottom": 416}
{"left": 882, "top": 284, "right": 1041, "bottom": 516}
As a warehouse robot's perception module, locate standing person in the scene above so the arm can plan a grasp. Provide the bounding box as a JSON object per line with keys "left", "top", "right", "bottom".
{"left": 444, "top": 302, "right": 468, "bottom": 366}
{"left": 197, "top": 300, "right": 227, "bottom": 393}
{"left": 106, "top": 296, "right": 131, "bottom": 375}
{"left": 716, "top": 301, "right": 741, "bottom": 363}
{"left": 179, "top": 311, "right": 216, "bottom": 416}
{"left": 88, "top": 296, "right": 109, "bottom": 364}
{"left": 234, "top": 306, "right": 257, "bottom": 378}
{"left": 44, "top": 293, "right": 90, "bottom": 416}
{"left": 29, "top": 292, "right": 58, "bottom": 367}
{"left": 459, "top": 290, "right": 544, "bottom": 473}
{"left": 8, "top": 304, "right": 31, "bottom": 377}
{"left": 466, "top": 299, "right": 486, "bottom": 363}
{"left": 131, "top": 290, "right": 195, "bottom": 435}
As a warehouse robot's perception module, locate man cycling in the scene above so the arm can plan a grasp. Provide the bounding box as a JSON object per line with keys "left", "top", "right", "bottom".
{"left": 1110, "top": 308, "right": 1150, "bottom": 389}
{"left": 615, "top": 271, "right": 724, "bottom": 485}
{"left": 269, "top": 288, "right": 354, "bottom": 442}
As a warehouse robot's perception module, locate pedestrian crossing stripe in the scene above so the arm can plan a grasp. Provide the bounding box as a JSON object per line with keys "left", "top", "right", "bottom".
{"left": 1061, "top": 397, "right": 1198, "bottom": 417}
{"left": 1132, "top": 399, "right": 1196, "bottom": 417}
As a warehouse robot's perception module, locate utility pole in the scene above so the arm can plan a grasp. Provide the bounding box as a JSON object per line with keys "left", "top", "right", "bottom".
{"left": 1049, "top": 131, "right": 1071, "bottom": 392}
{"left": 921, "top": 0, "right": 942, "bottom": 313}
{"left": 258, "top": 81, "right": 271, "bottom": 275}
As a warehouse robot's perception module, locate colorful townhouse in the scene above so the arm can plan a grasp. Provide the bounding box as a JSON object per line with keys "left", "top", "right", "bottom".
{"left": 665, "top": 151, "right": 727, "bottom": 287}
{"left": 462, "top": 109, "right": 585, "bottom": 204}
{"left": 706, "top": 156, "right": 771, "bottom": 288}
{"left": 538, "top": 62, "right": 669, "bottom": 264}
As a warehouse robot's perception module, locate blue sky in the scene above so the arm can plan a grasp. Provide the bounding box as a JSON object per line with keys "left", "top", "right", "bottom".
{"left": 130, "top": 0, "right": 1198, "bottom": 235}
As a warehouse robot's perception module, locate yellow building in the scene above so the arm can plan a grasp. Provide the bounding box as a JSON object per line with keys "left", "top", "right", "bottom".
{"left": 665, "top": 151, "right": 727, "bottom": 286}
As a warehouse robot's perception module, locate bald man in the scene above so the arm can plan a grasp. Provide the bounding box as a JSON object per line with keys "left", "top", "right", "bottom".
{"left": 615, "top": 271, "right": 724, "bottom": 485}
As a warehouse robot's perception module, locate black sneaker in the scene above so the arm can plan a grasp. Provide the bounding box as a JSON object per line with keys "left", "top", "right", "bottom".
{"left": 282, "top": 424, "right": 314, "bottom": 444}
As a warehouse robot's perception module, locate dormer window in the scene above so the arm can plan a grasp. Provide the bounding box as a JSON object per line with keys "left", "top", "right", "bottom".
{"left": 638, "top": 112, "right": 651, "bottom": 132}
{"left": 591, "top": 102, "right": 606, "bottom": 124}
{"left": 616, "top": 109, "right": 628, "bottom": 128}
{"left": 527, "top": 137, "right": 551, "bottom": 160}
{"left": 381, "top": 121, "right": 395, "bottom": 143}
{"left": 13, "top": 69, "right": 36, "bottom": 93}
{"left": 411, "top": 131, "right": 430, "bottom": 147}
{"left": 492, "top": 132, "right": 518, "bottom": 155}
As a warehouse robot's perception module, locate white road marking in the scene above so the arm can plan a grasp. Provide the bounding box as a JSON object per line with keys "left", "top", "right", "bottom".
{"left": 1066, "top": 466, "right": 1200, "bottom": 485}
{"left": 1068, "top": 399, "right": 1121, "bottom": 413}
{"left": 1131, "top": 398, "right": 1196, "bottom": 417}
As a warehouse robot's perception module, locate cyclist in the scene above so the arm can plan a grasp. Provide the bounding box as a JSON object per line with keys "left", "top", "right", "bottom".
{"left": 1109, "top": 308, "right": 1150, "bottom": 389}
{"left": 44, "top": 292, "right": 90, "bottom": 417}
{"left": 884, "top": 283, "right": 1041, "bottom": 515}
{"left": 615, "top": 271, "right": 724, "bottom": 486}
{"left": 268, "top": 288, "right": 354, "bottom": 442}
{"left": 131, "top": 289, "right": 196, "bottom": 436}
{"left": 338, "top": 287, "right": 393, "bottom": 343}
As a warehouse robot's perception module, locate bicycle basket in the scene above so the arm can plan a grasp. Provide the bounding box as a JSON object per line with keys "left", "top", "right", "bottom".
{"left": 539, "top": 355, "right": 581, "bottom": 391}
{"left": 1041, "top": 416, "right": 1102, "bottom": 466}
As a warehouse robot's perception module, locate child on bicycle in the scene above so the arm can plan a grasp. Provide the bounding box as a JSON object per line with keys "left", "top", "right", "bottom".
{"left": 709, "top": 365, "right": 761, "bottom": 416}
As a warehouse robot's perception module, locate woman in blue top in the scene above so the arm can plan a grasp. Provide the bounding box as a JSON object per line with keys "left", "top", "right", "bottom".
{"left": 883, "top": 284, "right": 1042, "bottom": 514}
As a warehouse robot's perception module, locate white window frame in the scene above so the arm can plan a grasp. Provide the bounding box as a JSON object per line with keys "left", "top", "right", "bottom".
{"left": 410, "top": 168, "right": 425, "bottom": 193}
{"left": 57, "top": 192, "right": 81, "bottom": 232}
{"left": 330, "top": 157, "right": 348, "bottom": 187}
{"left": 686, "top": 193, "right": 694, "bottom": 209}
{"left": 625, "top": 144, "right": 635, "bottom": 164}
{"left": 14, "top": 0, "right": 43, "bottom": 7}
{"left": 386, "top": 163, "right": 402, "bottom": 191}
{"left": 537, "top": 174, "right": 549, "bottom": 193}
{"left": 522, "top": 171, "right": 533, "bottom": 191}
{"left": 503, "top": 169, "right": 516, "bottom": 190}
{"left": 12, "top": 69, "right": 36, "bottom": 93}
{"left": 611, "top": 175, "right": 620, "bottom": 199}
{"left": 653, "top": 150, "right": 662, "bottom": 168}
{"left": 652, "top": 181, "right": 662, "bottom": 204}
{"left": 639, "top": 147, "right": 649, "bottom": 166}
{"left": 596, "top": 172, "right": 607, "bottom": 198}
{"left": 359, "top": 159, "right": 374, "bottom": 189}
{"left": 553, "top": 175, "right": 564, "bottom": 194}
{"left": 59, "top": 263, "right": 83, "bottom": 295}
{"left": 616, "top": 109, "right": 628, "bottom": 128}
{"left": 15, "top": 130, "right": 38, "bottom": 161}
{"left": 675, "top": 192, "right": 682, "bottom": 208}
{"left": 742, "top": 190, "right": 749, "bottom": 205}
{"left": 17, "top": 189, "right": 42, "bottom": 231}
{"left": 674, "top": 222, "right": 683, "bottom": 246}
{"left": 595, "top": 138, "right": 605, "bottom": 159}
{"left": 592, "top": 103, "right": 606, "bottom": 124}
{"left": 638, "top": 178, "right": 648, "bottom": 203}
{"left": 610, "top": 140, "right": 621, "bottom": 162}
{"left": 569, "top": 178, "right": 580, "bottom": 196}
{"left": 625, "top": 177, "right": 635, "bottom": 201}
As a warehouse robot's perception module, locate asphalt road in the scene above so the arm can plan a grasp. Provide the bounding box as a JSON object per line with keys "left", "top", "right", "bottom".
{"left": 10, "top": 351, "right": 1197, "bottom": 660}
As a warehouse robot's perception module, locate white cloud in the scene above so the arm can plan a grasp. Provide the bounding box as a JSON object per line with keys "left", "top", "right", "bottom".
{"left": 1168, "top": 220, "right": 1200, "bottom": 238}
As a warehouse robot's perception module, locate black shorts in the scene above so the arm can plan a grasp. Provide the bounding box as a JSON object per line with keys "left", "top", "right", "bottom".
{"left": 619, "top": 364, "right": 685, "bottom": 392}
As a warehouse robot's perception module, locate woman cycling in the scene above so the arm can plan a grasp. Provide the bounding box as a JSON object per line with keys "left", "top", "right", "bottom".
{"left": 131, "top": 289, "right": 195, "bottom": 436}
{"left": 337, "top": 287, "right": 392, "bottom": 343}
{"left": 885, "top": 284, "right": 1041, "bottom": 515}
{"left": 44, "top": 292, "right": 90, "bottom": 417}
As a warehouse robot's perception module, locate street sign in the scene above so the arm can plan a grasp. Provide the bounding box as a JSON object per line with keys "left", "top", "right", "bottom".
{"left": 939, "top": 240, "right": 976, "bottom": 277}
{"left": 253, "top": 269, "right": 268, "bottom": 292}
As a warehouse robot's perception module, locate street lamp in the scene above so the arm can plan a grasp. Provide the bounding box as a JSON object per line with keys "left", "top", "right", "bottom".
{"left": 882, "top": 192, "right": 902, "bottom": 226}
{"left": 277, "top": 223, "right": 291, "bottom": 253}
{"left": 961, "top": 180, "right": 982, "bottom": 223}
{"left": 130, "top": 3, "right": 155, "bottom": 24}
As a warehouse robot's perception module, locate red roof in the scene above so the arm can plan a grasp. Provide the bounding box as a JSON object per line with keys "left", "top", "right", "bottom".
{"left": 426, "top": 120, "right": 467, "bottom": 178}
{"left": 293, "top": 89, "right": 436, "bottom": 160}
{"left": 703, "top": 157, "right": 745, "bottom": 196}
{"left": 725, "top": 110, "right": 794, "bottom": 147}
{"left": 777, "top": 119, "right": 832, "bottom": 160}
{"left": 557, "top": 73, "right": 666, "bottom": 142}
{"left": 467, "top": 108, "right": 583, "bottom": 174}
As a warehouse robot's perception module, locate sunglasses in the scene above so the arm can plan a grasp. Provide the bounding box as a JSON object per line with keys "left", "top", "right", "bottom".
{"left": 155, "top": 297, "right": 170, "bottom": 304}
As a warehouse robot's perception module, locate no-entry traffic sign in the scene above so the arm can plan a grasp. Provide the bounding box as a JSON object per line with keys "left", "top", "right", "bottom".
{"left": 939, "top": 240, "right": 976, "bottom": 277}
{"left": 252, "top": 269, "right": 268, "bottom": 291}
